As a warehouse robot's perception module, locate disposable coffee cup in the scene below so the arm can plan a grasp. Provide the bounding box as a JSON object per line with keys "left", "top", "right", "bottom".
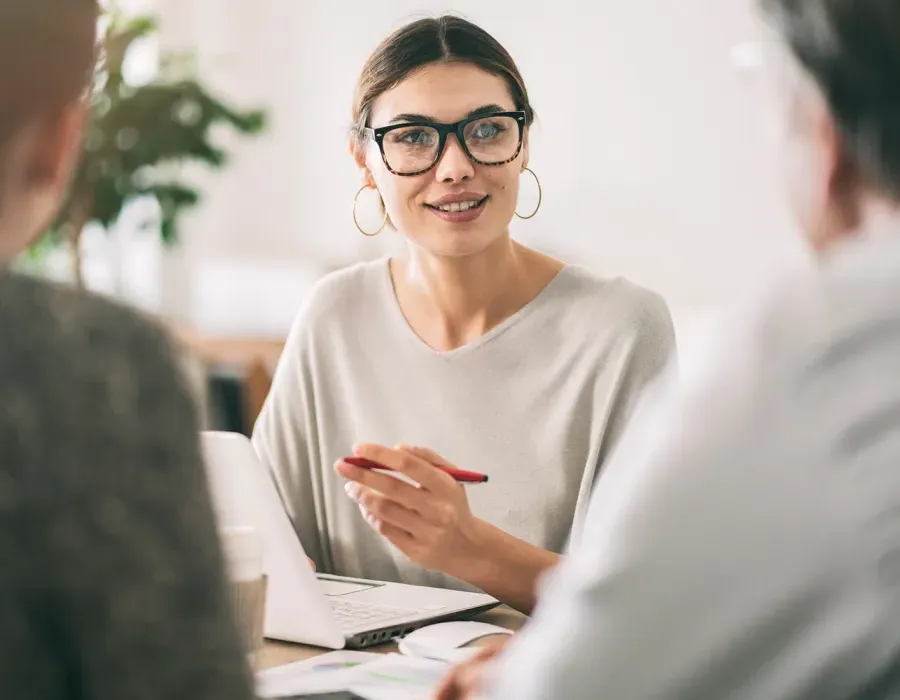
{"left": 221, "top": 525, "right": 267, "bottom": 667}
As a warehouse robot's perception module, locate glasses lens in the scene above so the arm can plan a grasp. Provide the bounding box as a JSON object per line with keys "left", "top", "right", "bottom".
{"left": 463, "top": 115, "right": 521, "bottom": 164}
{"left": 382, "top": 125, "right": 441, "bottom": 174}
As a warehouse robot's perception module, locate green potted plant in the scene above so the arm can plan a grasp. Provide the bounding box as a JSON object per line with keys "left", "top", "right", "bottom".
{"left": 31, "top": 11, "right": 266, "bottom": 287}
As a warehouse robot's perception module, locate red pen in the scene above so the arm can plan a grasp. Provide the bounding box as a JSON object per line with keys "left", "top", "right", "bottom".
{"left": 343, "top": 457, "right": 489, "bottom": 484}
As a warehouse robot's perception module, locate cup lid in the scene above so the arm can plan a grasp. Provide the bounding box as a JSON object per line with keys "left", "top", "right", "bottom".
{"left": 220, "top": 525, "right": 264, "bottom": 579}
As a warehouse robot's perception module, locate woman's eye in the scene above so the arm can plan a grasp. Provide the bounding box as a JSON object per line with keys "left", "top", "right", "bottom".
{"left": 390, "top": 128, "right": 435, "bottom": 146}
{"left": 470, "top": 121, "right": 506, "bottom": 140}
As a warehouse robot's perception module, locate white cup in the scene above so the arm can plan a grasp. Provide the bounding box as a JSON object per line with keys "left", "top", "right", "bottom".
{"left": 221, "top": 526, "right": 268, "bottom": 666}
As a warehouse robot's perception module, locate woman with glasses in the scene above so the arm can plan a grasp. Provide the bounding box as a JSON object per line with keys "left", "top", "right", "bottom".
{"left": 252, "top": 15, "right": 676, "bottom": 613}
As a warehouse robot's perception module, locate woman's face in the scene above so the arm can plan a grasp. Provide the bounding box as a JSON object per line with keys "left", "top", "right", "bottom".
{"left": 358, "top": 62, "right": 529, "bottom": 258}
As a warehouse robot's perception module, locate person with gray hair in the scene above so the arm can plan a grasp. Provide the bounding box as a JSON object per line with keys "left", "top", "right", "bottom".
{"left": 0, "top": 2, "right": 254, "bottom": 699}
{"left": 436, "top": 0, "right": 900, "bottom": 698}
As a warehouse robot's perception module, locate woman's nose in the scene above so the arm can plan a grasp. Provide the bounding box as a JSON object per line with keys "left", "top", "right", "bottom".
{"left": 434, "top": 134, "right": 475, "bottom": 183}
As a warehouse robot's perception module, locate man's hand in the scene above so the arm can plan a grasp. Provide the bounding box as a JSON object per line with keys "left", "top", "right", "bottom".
{"left": 434, "top": 637, "right": 511, "bottom": 700}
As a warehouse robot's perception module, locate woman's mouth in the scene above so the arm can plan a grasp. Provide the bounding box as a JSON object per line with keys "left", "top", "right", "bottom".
{"left": 425, "top": 196, "right": 488, "bottom": 223}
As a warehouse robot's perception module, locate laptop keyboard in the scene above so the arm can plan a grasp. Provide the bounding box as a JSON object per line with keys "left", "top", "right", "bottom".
{"left": 329, "top": 598, "right": 442, "bottom": 631}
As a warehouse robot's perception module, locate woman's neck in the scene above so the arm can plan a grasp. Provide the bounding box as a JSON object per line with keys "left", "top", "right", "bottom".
{"left": 391, "top": 236, "right": 564, "bottom": 351}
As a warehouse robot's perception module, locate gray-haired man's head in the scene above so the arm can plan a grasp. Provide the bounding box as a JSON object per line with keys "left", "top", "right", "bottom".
{"left": 759, "top": 0, "right": 900, "bottom": 253}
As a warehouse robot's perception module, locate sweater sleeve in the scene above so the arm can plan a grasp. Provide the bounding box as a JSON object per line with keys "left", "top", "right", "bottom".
{"left": 567, "top": 288, "right": 677, "bottom": 540}
{"left": 596, "top": 288, "right": 677, "bottom": 468}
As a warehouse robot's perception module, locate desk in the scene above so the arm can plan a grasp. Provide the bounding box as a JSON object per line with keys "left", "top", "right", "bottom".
{"left": 258, "top": 607, "right": 527, "bottom": 671}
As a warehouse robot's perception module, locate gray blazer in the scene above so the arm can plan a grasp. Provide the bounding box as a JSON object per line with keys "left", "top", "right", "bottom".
{"left": 0, "top": 271, "right": 254, "bottom": 700}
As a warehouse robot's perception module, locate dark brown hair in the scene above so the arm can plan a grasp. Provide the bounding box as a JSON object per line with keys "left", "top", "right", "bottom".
{"left": 0, "top": 0, "right": 98, "bottom": 148}
{"left": 760, "top": 0, "right": 900, "bottom": 198}
{"left": 350, "top": 15, "right": 535, "bottom": 150}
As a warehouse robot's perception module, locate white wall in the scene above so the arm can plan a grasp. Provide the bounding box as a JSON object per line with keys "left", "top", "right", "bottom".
{"left": 151, "top": 0, "right": 810, "bottom": 338}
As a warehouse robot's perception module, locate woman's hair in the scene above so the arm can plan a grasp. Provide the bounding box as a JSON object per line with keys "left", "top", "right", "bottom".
{"left": 0, "top": 0, "right": 98, "bottom": 149}
{"left": 760, "top": 0, "right": 900, "bottom": 198}
{"left": 350, "top": 15, "right": 534, "bottom": 151}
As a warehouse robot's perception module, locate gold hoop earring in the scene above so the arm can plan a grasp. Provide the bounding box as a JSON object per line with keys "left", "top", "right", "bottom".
{"left": 515, "top": 167, "right": 542, "bottom": 220}
{"left": 353, "top": 185, "right": 388, "bottom": 237}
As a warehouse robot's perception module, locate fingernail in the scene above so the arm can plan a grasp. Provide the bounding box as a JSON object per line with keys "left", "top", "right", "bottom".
{"left": 345, "top": 482, "right": 358, "bottom": 499}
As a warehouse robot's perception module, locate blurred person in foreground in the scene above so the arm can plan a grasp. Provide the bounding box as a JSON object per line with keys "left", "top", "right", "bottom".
{"left": 437, "top": 0, "right": 900, "bottom": 698}
{"left": 0, "top": 2, "right": 253, "bottom": 699}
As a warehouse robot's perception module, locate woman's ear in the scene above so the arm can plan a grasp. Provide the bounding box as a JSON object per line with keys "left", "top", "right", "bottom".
{"left": 349, "top": 138, "right": 365, "bottom": 168}
{"left": 359, "top": 168, "right": 376, "bottom": 189}
{"left": 349, "top": 138, "right": 377, "bottom": 188}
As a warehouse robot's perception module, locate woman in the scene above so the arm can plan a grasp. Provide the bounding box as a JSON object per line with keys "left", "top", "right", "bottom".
{"left": 252, "top": 15, "right": 676, "bottom": 614}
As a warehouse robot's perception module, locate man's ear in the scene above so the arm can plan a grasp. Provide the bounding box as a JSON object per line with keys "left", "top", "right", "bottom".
{"left": 825, "top": 129, "right": 863, "bottom": 232}
{"left": 27, "top": 101, "right": 87, "bottom": 188}
{"left": 816, "top": 108, "right": 850, "bottom": 200}
{"left": 791, "top": 78, "right": 862, "bottom": 245}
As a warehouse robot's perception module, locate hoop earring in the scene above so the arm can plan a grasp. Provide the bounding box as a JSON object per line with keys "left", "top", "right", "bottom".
{"left": 353, "top": 185, "right": 388, "bottom": 236}
{"left": 515, "top": 167, "right": 542, "bottom": 220}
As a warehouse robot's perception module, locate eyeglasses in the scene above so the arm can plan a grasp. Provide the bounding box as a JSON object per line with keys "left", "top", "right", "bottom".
{"left": 365, "top": 111, "right": 527, "bottom": 176}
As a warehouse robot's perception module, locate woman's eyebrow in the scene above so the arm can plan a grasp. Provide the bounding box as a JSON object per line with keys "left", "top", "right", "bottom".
{"left": 388, "top": 103, "right": 508, "bottom": 125}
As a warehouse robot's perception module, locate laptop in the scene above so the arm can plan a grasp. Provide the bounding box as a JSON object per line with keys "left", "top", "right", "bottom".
{"left": 200, "top": 431, "right": 499, "bottom": 649}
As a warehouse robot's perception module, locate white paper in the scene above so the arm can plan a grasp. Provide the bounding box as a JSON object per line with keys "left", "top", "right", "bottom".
{"left": 256, "top": 652, "right": 453, "bottom": 700}
{"left": 346, "top": 653, "right": 452, "bottom": 700}
{"left": 255, "top": 650, "right": 380, "bottom": 697}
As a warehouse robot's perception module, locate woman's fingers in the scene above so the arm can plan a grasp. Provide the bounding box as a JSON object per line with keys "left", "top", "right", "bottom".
{"left": 353, "top": 443, "right": 457, "bottom": 493}
{"left": 360, "top": 507, "right": 417, "bottom": 551}
{"left": 335, "top": 458, "right": 436, "bottom": 512}
{"left": 399, "top": 444, "right": 454, "bottom": 468}
{"left": 352, "top": 484, "right": 437, "bottom": 535}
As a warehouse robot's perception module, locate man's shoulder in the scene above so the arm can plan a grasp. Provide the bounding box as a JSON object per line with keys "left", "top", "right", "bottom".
{"left": 0, "top": 272, "right": 179, "bottom": 388}
{"left": 0, "top": 274, "right": 174, "bottom": 348}
{"left": 746, "top": 239, "right": 900, "bottom": 381}
{"left": 677, "top": 239, "right": 900, "bottom": 444}
{"left": 0, "top": 273, "right": 196, "bottom": 479}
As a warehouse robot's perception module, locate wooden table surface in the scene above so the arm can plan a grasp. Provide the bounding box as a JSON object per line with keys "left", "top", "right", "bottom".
{"left": 258, "top": 606, "right": 527, "bottom": 671}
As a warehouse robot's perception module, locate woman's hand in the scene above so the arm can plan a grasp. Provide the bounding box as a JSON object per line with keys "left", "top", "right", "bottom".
{"left": 335, "top": 444, "right": 483, "bottom": 576}
{"left": 337, "top": 444, "right": 560, "bottom": 612}
{"left": 433, "top": 637, "right": 511, "bottom": 700}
